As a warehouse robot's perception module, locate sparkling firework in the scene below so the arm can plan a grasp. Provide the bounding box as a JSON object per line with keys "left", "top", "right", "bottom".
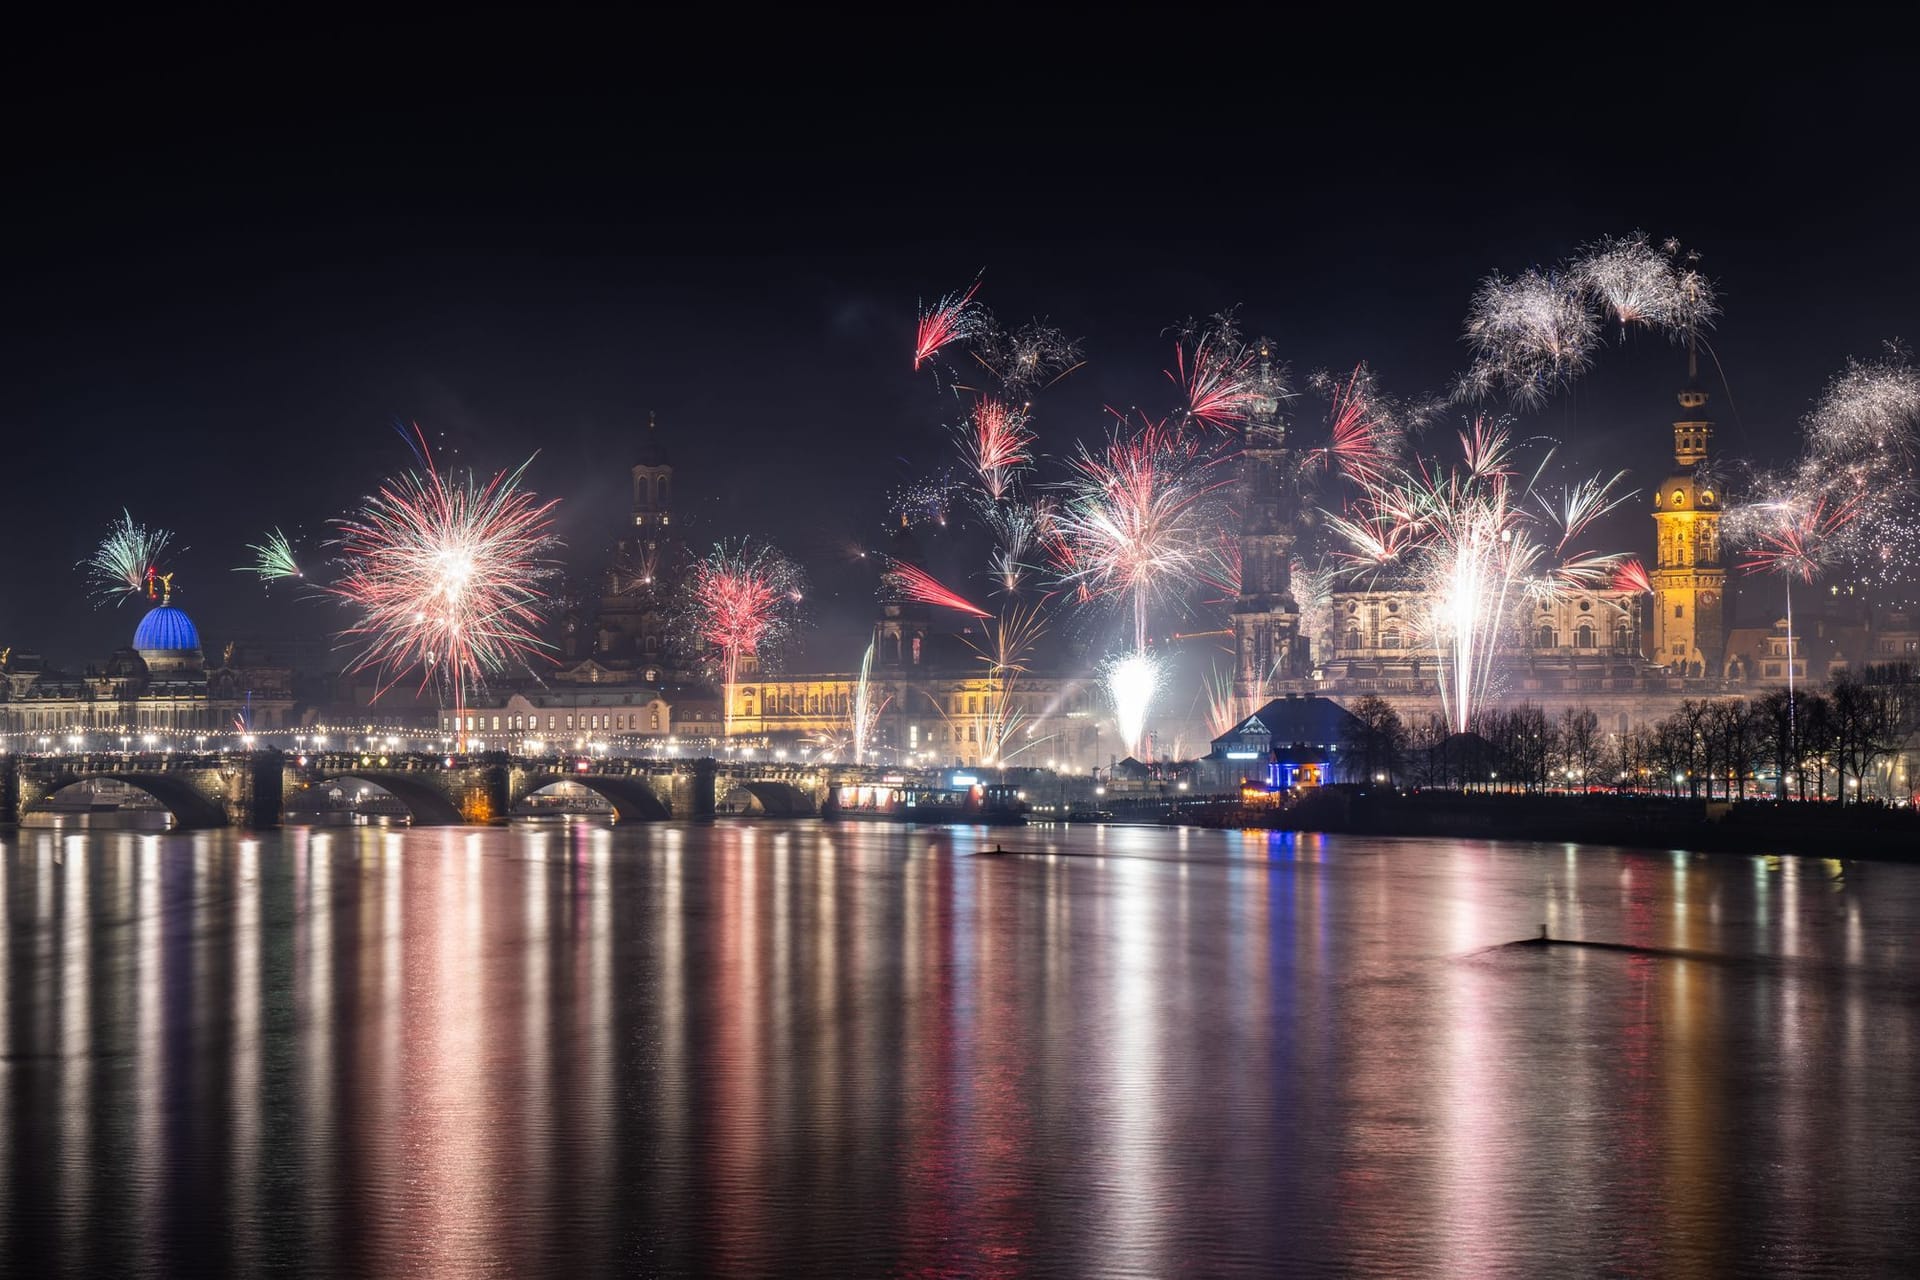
{"left": 959, "top": 397, "right": 1036, "bottom": 502}
{"left": 1202, "top": 664, "right": 1241, "bottom": 738}
{"left": 1169, "top": 318, "right": 1259, "bottom": 430}
{"left": 884, "top": 558, "right": 990, "bottom": 617}
{"left": 850, "top": 638, "right": 889, "bottom": 765}
{"left": 331, "top": 442, "right": 561, "bottom": 729}
{"left": 972, "top": 319, "right": 1083, "bottom": 392}
{"left": 964, "top": 603, "right": 1050, "bottom": 764}
{"left": 1570, "top": 232, "right": 1718, "bottom": 337}
{"left": 1102, "top": 649, "right": 1166, "bottom": 760}
{"left": 1308, "top": 363, "right": 1404, "bottom": 489}
{"left": 984, "top": 498, "right": 1049, "bottom": 594}
{"left": 1052, "top": 421, "right": 1229, "bottom": 647}
{"left": 82, "top": 510, "right": 176, "bottom": 606}
{"left": 1611, "top": 558, "right": 1654, "bottom": 595}
{"left": 1459, "top": 269, "right": 1597, "bottom": 409}
{"left": 1327, "top": 419, "right": 1628, "bottom": 732}
{"left": 913, "top": 279, "right": 984, "bottom": 371}
{"left": 686, "top": 540, "right": 805, "bottom": 737}
{"left": 239, "top": 528, "right": 303, "bottom": 582}
{"left": 1737, "top": 492, "right": 1866, "bottom": 584}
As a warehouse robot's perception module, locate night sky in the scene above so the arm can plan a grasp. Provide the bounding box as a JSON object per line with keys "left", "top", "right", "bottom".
{"left": 6, "top": 35, "right": 1914, "bottom": 668}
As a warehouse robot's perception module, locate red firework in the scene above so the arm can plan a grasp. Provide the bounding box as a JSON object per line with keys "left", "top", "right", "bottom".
{"left": 1611, "top": 558, "right": 1654, "bottom": 594}
{"left": 1169, "top": 330, "right": 1257, "bottom": 430}
{"left": 689, "top": 541, "right": 805, "bottom": 735}
{"left": 965, "top": 396, "right": 1035, "bottom": 501}
{"left": 1739, "top": 491, "right": 1865, "bottom": 582}
{"left": 1318, "top": 365, "right": 1396, "bottom": 487}
{"left": 914, "top": 280, "right": 983, "bottom": 370}
{"left": 886, "top": 559, "right": 991, "bottom": 617}
{"left": 332, "top": 433, "right": 560, "bottom": 731}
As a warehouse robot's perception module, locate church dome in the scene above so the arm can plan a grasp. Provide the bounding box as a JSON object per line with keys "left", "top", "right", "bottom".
{"left": 133, "top": 604, "right": 200, "bottom": 654}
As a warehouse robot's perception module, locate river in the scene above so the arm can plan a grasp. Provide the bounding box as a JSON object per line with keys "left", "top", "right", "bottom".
{"left": 3, "top": 822, "right": 1917, "bottom": 1276}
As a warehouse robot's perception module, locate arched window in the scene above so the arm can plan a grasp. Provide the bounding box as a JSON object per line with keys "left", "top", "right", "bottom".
{"left": 1536, "top": 626, "right": 1557, "bottom": 649}
{"left": 1575, "top": 624, "right": 1594, "bottom": 649}
{"left": 1345, "top": 628, "right": 1362, "bottom": 651}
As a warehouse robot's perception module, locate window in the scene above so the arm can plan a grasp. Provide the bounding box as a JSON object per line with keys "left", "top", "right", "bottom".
{"left": 1536, "top": 626, "right": 1556, "bottom": 649}
{"left": 1764, "top": 663, "right": 1781, "bottom": 677}
{"left": 1345, "top": 628, "right": 1362, "bottom": 651}
{"left": 1674, "top": 605, "right": 1684, "bottom": 618}
{"left": 1576, "top": 624, "right": 1594, "bottom": 649}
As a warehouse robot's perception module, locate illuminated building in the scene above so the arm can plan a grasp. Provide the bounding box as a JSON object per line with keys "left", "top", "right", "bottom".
{"left": 1, "top": 595, "right": 293, "bottom": 738}
{"left": 1649, "top": 351, "right": 1725, "bottom": 676}
{"left": 1229, "top": 341, "right": 1307, "bottom": 709}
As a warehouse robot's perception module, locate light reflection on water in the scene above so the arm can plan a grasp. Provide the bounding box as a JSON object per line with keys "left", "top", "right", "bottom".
{"left": 4, "top": 823, "right": 1919, "bottom": 1276}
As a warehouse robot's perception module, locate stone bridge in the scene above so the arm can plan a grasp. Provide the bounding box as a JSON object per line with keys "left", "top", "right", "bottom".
{"left": 2, "top": 750, "right": 877, "bottom": 829}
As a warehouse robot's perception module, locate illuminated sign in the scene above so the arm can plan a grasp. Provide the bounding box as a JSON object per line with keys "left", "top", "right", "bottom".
{"left": 1225, "top": 751, "right": 1261, "bottom": 760}
{"left": 950, "top": 773, "right": 979, "bottom": 787}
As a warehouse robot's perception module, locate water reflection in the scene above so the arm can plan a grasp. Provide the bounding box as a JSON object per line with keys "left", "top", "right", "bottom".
{"left": 4, "top": 824, "right": 1919, "bottom": 1276}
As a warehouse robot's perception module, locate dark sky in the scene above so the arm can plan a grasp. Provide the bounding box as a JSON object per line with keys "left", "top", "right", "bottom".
{"left": 4, "top": 30, "right": 1913, "bottom": 666}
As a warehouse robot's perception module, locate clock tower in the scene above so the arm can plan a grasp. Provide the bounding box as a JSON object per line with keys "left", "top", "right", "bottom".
{"left": 1649, "top": 350, "right": 1725, "bottom": 677}
{"left": 1230, "top": 339, "right": 1304, "bottom": 709}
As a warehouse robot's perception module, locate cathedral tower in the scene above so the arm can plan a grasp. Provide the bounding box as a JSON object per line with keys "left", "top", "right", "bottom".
{"left": 595, "top": 413, "right": 680, "bottom": 668}
{"left": 1649, "top": 350, "right": 1725, "bottom": 676}
{"left": 1231, "top": 340, "right": 1303, "bottom": 708}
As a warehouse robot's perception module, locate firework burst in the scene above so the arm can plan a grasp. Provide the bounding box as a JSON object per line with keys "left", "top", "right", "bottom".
{"left": 82, "top": 510, "right": 176, "bottom": 606}
{"left": 1169, "top": 317, "right": 1259, "bottom": 430}
{"left": 331, "top": 439, "right": 561, "bottom": 730}
{"left": 685, "top": 540, "right": 805, "bottom": 737}
{"left": 239, "top": 528, "right": 303, "bottom": 583}
{"left": 1102, "top": 649, "right": 1166, "bottom": 760}
{"left": 1308, "top": 363, "right": 1404, "bottom": 489}
{"left": 913, "top": 279, "right": 984, "bottom": 371}
{"left": 959, "top": 397, "right": 1036, "bottom": 502}
{"left": 1051, "top": 420, "right": 1229, "bottom": 647}
{"left": 971, "top": 318, "right": 1083, "bottom": 392}
{"left": 1611, "top": 558, "right": 1654, "bottom": 595}
{"left": 1459, "top": 268, "right": 1597, "bottom": 409}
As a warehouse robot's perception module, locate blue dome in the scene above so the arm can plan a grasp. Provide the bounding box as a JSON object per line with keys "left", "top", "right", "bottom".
{"left": 133, "top": 604, "right": 200, "bottom": 653}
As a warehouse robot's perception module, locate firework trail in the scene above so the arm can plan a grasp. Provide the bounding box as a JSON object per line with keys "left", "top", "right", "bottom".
{"left": 1202, "top": 664, "right": 1241, "bottom": 738}
{"left": 1051, "top": 420, "right": 1229, "bottom": 648}
{"left": 82, "top": 510, "right": 176, "bottom": 606}
{"left": 914, "top": 279, "right": 984, "bottom": 371}
{"left": 964, "top": 603, "right": 1050, "bottom": 764}
{"left": 684, "top": 540, "right": 805, "bottom": 737}
{"left": 239, "top": 528, "right": 303, "bottom": 583}
{"left": 984, "top": 498, "right": 1049, "bottom": 593}
{"left": 884, "top": 558, "right": 990, "bottom": 617}
{"left": 331, "top": 435, "right": 560, "bottom": 735}
{"left": 1169, "top": 317, "right": 1259, "bottom": 430}
{"left": 959, "top": 397, "right": 1036, "bottom": 502}
{"left": 850, "top": 638, "right": 889, "bottom": 765}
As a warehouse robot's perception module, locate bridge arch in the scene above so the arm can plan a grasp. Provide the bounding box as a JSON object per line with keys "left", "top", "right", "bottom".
{"left": 514, "top": 774, "right": 672, "bottom": 822}
{"left": 719, "top": 781, "right": 815, "bottom": 817}
{"left": 32, "top": 772, "right": 229, "bottom": 830}
{"left": 305, "top": 773, "right": 468, "bottom": 825}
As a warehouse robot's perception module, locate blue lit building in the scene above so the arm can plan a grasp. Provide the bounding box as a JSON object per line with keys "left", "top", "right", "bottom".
{"left": 1208, "top": 694, "right": 1364, "bottom": 791}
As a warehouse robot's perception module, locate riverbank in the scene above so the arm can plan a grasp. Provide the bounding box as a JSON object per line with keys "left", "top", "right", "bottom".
{"left": 1180, "top": 787, "right": 1920, "bottom": 861}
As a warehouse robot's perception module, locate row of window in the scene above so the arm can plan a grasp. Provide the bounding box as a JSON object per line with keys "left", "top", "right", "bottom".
{"left": 443, "top": 710, "right": 662, "bottom": 733}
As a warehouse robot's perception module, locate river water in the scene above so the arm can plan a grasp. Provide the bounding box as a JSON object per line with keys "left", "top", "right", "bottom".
{"left": 2, "top": 822, "right": 1916, "bottom": 1277}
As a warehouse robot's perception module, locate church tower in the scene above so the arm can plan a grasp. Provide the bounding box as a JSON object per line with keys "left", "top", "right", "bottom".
{"left": 1649, "top": 350, "right": 1725, "bottom": 676}
{"left": 874, "top": 515, "right": 930, "bottom": 670}
{"left": 1231, "top": 340, "right": 1303, "bottom": 709}
{"left": 595, "top": 413, "right": 680, "bottom": 669}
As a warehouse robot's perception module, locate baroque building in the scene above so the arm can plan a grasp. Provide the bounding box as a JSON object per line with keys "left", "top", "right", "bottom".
{"left": 1649, "top": 351, "right": 1725, "bottom": 676}
{"left": 2, "top": 594, "right": 294, "bottom": 739}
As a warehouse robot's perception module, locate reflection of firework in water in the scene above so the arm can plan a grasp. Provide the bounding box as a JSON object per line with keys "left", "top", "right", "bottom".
{"left": 1052, "top": 421, "right": 1228, "bottom": 647}
{"left": 83, "top": 510, "right": 176, "bottom": 606}
{"left": 686, "top": 540, "right": 805, "bottom": 737}
{"left": 331, "top": 438, "right": 561, "bottom": 733}
{"left": 1103, "top": 650, "right": 1166, "bottom": 760}
{"left": 884, "top": 559, "right": 990, "bottom": 617}
{"left": 240, "top": 528, "right": 303, "bottom": 583}
{"left": 914, "top": 279, "right": 984, "bottom": 370}
{"left": 960, "top": 397, "right": 1035, "bottom": 502}
{"left": 1327, "top": 419, "right": 1628, "bottom": 732}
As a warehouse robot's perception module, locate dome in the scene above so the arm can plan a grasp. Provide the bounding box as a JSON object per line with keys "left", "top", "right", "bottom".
{"left": 133, "top": 604, "right": 200, "bottom": 653}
